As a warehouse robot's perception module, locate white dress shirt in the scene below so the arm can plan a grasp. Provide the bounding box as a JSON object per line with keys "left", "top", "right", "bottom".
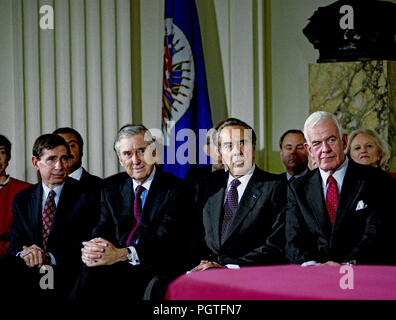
{"left": 225, "top": 164, "right": 255, "bottom": 204}
{"left": 68, "top": 167, "right": 84, "bottom": 181}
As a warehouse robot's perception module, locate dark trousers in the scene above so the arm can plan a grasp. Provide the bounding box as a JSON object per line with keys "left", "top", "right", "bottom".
{"left": 70, "top": 262, "right": 172, "bottom": 302}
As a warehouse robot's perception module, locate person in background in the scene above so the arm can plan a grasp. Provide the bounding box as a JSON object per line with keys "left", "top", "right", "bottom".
{"left": 285, "top": 111, "right": 394, "bottom": 266}
{"left": 53, "top": 127, "right": 102, "bottom": 187}
{"left": 185, "top": 121, "right": 225, "bottom": 182}
{"left": 346, "top": 128, "right": 390, "bottom": 170}
{"left": 278, "top": 129, "right": 309, "bottom": 182}
{"left": 0, "top": 135, "right": 31, "bottom": 258}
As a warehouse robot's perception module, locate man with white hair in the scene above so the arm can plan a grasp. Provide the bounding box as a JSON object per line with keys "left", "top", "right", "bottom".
{"left": 285, "top": 111, "right": 394, "bottom": 265}
{"left": 72, "top": 124, "right": 192, "bottom": 301}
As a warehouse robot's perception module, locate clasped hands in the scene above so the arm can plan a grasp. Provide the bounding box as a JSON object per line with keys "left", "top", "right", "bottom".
{"left": 20, "top": 244, "right": 50, "bottom": 268}
{"left": 81, "top": 237, "right": 127, "bottom": 267}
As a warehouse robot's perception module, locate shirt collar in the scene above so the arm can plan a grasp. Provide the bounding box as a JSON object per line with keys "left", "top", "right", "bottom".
{"left": 286, "top": 168, "right": 308, "bottom": 181}
{"left": 68, "top": 167, "right": 84, "bottom": 181}
{"left": 319, "top": 156, "right": 349, "bottom": 188}
{"left": 227, "top": 164, "right": 256, "bottom": 188}
{"left": 0, "top": 175, "right": 10, "bottom": 189}
{"left": 132, "top": 166, "right": 156, "bottom": 193}
{"left": 42, "top": 181, "right": 65, "bottom": 199}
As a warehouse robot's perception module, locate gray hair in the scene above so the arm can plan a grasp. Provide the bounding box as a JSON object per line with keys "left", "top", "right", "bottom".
{"left": 113, "top": 124, "right": 155, "bottom": 155}
{"left": 303, "top": 111, "right": 343, "bottom": 145}
{"left": 346, "top": 128, "right": 390, "bottom": 170}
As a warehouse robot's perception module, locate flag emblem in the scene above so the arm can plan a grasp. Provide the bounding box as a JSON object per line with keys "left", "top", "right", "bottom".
{"left": 162, "top": 18, "right": 195, "bottom": 146}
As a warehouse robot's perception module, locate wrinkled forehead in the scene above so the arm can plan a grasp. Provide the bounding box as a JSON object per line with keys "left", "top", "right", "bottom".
{"left": 40, "top": 145, "right": 69, "bottom": 158}
{"left": 119, "top": 133, "right": 151, "bottom": 150}
{"left": 219, "top": 126, "right": 253, "bottom": 143}
{"left": 307, "top": 118, "right": 340, "bottom": 140}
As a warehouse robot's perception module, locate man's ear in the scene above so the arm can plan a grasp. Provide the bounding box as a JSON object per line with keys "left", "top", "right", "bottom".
{"left": 342, "top": 133, "right": 348, "bottom": 150}
{"left": 304, "top": 143, "right": 313, "bottom": 157}
{"left": 32, "top": 156, "right": 39, "bottom": 171}
{"left": 203, "top": 144, "right": 210, "bottom": 157}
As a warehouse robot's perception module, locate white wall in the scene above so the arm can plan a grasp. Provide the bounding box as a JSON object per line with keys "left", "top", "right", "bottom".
{"left": 271, "top": 0, "right": 334, "bottom": 150}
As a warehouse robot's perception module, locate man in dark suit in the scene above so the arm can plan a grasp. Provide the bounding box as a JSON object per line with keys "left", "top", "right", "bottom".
{"left": 2, "top": 134, "right": 94, "bottom": 301}
{"left": 285, "top": 111, "right": 394, "bottom": 265}
{"left": 278, "top": 129, "right": 309, "bottom": 183}
{"left": 190, "top": 118, "right": 286, "bottom": 272}
{"left": 73, "top": 124, "right": 190, "bottom": 301}
{"left": 53, "top": 127, "right": 102, "bottom": 187}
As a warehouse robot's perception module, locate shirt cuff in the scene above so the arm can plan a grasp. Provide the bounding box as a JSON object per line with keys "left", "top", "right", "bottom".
{"left": 47, "top": 252, "right": 56, "bottom": 266}
{"left": 127, "top": 246, "right": 140, "bottom": 266}
{"left": 301, "top": 260, "right": 317, "bottom": 267}
{"left": 225, "top": 264, "right": 240, "bottom": 269}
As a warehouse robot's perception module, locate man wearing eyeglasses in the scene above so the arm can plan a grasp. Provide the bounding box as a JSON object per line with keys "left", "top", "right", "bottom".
{"left": 190, "top": 118, "right": 287, "bottom": 272}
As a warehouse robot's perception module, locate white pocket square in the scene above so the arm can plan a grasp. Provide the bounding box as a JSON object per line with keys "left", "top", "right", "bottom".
{"left": 356, "top": 200, "right": 367, "bottom": 211}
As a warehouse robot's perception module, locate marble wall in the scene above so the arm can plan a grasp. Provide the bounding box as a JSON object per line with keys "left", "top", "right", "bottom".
{"left": 309, "top": 60, "right": 396, "bottom": 171}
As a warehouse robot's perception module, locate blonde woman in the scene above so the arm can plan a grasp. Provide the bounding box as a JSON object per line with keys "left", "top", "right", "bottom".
{"left": 347, "top": 128, "right": 390, "bottom": 170}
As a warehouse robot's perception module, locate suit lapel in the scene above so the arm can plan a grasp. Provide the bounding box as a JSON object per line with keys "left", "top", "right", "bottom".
{"left": 333, "top": 162, "right": 363, "bottom": 232}
{"left": 140, "top": 170, "right": 168, "bottom": 227}
{"left": 202, "top": 172, "right": 227, "bottom": 248}
{"left": 28, "top": 184, "right": 43, "bottom": 245}
{"left": 120, "top": 175, "right": 133, "bottom": 219}
{"left": 305, "top": 170, "right": 332, "bottom": 238}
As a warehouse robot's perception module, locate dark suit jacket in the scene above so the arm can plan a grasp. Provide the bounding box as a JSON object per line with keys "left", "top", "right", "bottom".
{"left": 8, "top": 178, "right": 95, "bottom": 294}
{"left": 91, "top": 168, "right": 190, "bottom": 273}
{"left": 285, "top": 159, "right": 394, "bottom": 265}
{"left": 79, "top": 168, "right": 102, "bottom": 189}
{"left": 194, "top": 166, "right": 287, "bottom": 266}
{"left": 185, "top": 164, "right": 213, "bottom": 183}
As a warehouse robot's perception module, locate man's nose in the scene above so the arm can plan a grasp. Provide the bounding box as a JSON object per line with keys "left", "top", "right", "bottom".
{"left": 131, "top": 151, "right": 140, "bottom": 163}
{"left": 55, "top": 159, "right": 64, "bottom": 169}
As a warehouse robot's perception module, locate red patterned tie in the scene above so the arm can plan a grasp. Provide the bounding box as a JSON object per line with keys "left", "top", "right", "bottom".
{"left": 42, "top": 190, "right": 56, "bottom": 251}
{"left": 326, "top": 175, "right": 339, "bottom": 224}
{"left": 125, "top": 185, "right": 146, "bottom": 247}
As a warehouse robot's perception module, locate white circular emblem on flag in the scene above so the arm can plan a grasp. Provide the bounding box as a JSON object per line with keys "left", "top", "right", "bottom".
{"left": 162, "top": 17, "right": 195, "bottom": 146}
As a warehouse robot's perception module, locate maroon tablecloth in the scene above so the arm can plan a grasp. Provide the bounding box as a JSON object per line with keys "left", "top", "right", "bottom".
{"left": 166, "top": 265, "right": 396, "bottom": 300}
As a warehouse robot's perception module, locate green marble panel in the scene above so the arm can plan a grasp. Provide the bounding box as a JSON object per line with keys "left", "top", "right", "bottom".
{"left": 309, "top": 61, "right": 396, "bottom": 171}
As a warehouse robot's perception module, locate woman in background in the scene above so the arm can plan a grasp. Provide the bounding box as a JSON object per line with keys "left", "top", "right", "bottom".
{"left": 346, "top": 128, "right": 390, "bottom": 170}
{"left": 0, "top": 135, "right": 31, "bottom": 257}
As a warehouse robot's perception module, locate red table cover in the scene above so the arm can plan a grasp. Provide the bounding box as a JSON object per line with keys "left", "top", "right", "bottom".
{"left": 166, "top": 265, "right": 396, "bottom": 300}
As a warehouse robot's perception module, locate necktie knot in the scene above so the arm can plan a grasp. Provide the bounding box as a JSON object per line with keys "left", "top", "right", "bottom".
{"left": 327, "top": 175, "right": 336, "bottom": 186}
{"left": 135, "top": 185, "right": 146, "bottom": 197}
{"left": 48, "top": 190, "right": 56, "bottom": 199}
{"left": 289, "top": 176, "right": 295, "bottom": 182}
{"left": 230, "top": 179, "right": 241, "bottom": 189}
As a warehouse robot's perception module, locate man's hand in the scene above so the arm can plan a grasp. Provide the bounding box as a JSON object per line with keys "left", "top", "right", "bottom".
{"left": 190, "top": 260, "right": 224, "bottom": 272}
{"left": 20, "top": 245, "right": 47, "bottom": 268}
{"left": 316, "top": 261, "right": 341, "bottom": 266}
{"left": 81, "top": 237, "right": 127, "bottom": 267}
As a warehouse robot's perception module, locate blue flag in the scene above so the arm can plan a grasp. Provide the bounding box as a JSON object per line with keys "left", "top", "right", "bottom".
{"left": 162, "top": 0, "right": 213, "bottom": 179}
